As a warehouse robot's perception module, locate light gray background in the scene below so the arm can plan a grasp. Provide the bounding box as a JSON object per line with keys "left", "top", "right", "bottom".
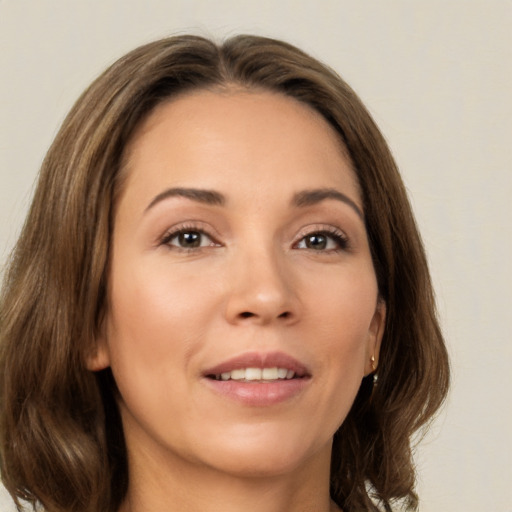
{"left": 1, "top": 1, "right": 511, "bottom": 511}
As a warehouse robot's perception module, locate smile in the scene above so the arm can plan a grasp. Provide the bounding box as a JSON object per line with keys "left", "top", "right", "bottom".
{"left": 202, "top": 352, "right": 311, "bottom": 406}
{"left": 210, "top": 367, "right": 297, "bottom": 381}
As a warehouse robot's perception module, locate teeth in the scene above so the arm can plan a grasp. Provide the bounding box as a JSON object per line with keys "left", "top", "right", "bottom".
{"left": 214, "top": 367, "right": 297, "bottom": 382}
{"left": 277, "top": 368, "right": 288, "bottom": 379}
{"left": 245, "top": 368, "right": 262, "bottom": 380}
{"left": 231, "top": 369, "right": 245, "bottom": 380}
{"left": 262, "top": 367, "right": 278, "bottom": 380}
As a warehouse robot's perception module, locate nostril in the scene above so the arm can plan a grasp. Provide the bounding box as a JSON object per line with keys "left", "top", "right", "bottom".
{"left": 236, "top": 310, "right": 293, "bottom": 321}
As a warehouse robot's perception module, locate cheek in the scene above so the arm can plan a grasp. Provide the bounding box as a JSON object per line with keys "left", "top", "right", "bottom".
{"left": 109, "top": 256, "right": 217, "bottom": 341}
{"left": 304, "top": 262, "right": 378, "bottom": 343}
{"left": 103, "top": 262, "right": 221, "bottom": 443}
{"left": 104, "top": 259, "right": 220, "bottom": 395}
{"left": 301, "top": 265, "right": 378, "bottom": 415}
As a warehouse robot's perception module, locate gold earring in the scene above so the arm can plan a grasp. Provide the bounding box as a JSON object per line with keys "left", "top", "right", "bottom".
{"left": 370, "top": 355, "right": 379, "bottom": 389}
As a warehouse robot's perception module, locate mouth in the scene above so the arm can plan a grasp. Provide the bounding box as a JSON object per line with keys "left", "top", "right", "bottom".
{"left": 207, "top": 366, "right": 301, "bottom": 382}
{"left": 203, "top": 351, "right": 310, "bottom": 382}
{"left": 202, "top": 351, "right": 310, "bottom": 406}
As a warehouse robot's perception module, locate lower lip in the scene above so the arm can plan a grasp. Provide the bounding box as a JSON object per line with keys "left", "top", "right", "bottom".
{"left": 203, "top": 378, "right": 310, "bottom": 407}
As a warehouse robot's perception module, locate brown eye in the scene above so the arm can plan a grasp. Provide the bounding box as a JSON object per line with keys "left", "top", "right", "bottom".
{"left": 304, "top": 234, "right": 328, "bottom": 250}
{"left": 296, "top": 230, "right": 348, "bottom": 251}
{"left": 178, "top": 231, "right": 202, "bottom": 248}
{"left": 164, "top": 230, "right": 215, "bottom": 249}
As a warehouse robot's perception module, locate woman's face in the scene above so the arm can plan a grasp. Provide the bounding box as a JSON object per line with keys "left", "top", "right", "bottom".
{"left": 91, "top": 90, "right": 385, "bottom": 479}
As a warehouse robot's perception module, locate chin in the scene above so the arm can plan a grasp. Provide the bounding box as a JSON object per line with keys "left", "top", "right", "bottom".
{"left": 192, "top": 425, "right": 333, "bottom": 479}
{"left": 204, "top": 450, "right": 315, "bottom": 479}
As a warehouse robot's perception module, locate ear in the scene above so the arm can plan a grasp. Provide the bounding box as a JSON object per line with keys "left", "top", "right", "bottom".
{"left": 85, "top": 332, "right": 111, "bottom": 372}
{"left": 364, "top": 299, "right": 386, "bottom": 376}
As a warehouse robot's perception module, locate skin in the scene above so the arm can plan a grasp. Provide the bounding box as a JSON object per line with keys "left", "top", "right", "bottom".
{"left": 89, "top": 89, "right": 385, "bottom": 512}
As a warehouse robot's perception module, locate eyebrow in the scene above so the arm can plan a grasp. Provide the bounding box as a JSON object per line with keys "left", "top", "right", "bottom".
{"left": 292, "top": 188, "right": 364, "bottom": 219}
{"left": 144, "top": 186, "right": 363, "bottom": 219}
{"left": 145, "top": 187, "right": 225, "bottom": 212}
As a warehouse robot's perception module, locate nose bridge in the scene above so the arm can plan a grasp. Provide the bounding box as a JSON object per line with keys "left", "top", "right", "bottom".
{"left": 225, "top": 238, "right": 298, "bottom": 324}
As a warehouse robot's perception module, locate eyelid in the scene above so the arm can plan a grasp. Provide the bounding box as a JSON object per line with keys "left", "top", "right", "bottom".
{"left": 159, "top": 221, "right": 222, "bottom": 249}
{"left": 293, "top": 224, "right": 350, "bottom": 251}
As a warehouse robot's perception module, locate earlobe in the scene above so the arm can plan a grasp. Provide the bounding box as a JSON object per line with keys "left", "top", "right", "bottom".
{"left": 365, "top": 299, "right": 386, "bottom": 376}
{"left": 85, "top": 337, "right": 111, "bottom": 372}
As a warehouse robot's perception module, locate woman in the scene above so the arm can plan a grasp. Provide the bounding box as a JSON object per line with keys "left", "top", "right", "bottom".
{"left": 0, "top": 35, "right": 449, "bottom": 512}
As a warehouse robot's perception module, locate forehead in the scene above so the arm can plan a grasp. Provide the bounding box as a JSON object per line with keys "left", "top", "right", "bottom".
{"left": 119, "top": 89, "right": 361, "bottom": 209}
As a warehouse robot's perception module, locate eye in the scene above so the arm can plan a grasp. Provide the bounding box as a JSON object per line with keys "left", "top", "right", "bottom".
{"left": 295, "top": 230, "right": 348, "bottom": 251}
{"left": 162, "top": 229, "right": 217, "bottom": 250}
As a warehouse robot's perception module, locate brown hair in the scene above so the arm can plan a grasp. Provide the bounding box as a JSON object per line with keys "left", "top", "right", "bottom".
{"left": 0, "top": 35, "right": 449, "bottom": 512}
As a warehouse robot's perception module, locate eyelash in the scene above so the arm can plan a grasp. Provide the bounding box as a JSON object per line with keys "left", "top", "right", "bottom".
{"left": 160, "top": 224, "right": 219, "bottom": 252}
{"left": 293, "top": 226, "right": 350, "bottom": 252}
{"left": 160, "top": 224, "right": 349, "bottom": 253}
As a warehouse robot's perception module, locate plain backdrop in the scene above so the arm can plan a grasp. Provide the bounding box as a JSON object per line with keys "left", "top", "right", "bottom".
{"left": 1, "top": 1, "right": 511, "bottom": 511}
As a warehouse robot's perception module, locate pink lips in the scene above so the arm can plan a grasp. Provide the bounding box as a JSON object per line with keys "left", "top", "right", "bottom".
{"left": 202, "top": 351, "right": 311, "bottom": 407}
{"left": 203, "top": 351, "right": 309, "bottom": 377}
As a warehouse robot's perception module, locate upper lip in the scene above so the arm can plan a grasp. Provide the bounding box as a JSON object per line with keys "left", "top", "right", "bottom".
{"left": 203, "top": 351, "right": 310, "bottom": 378}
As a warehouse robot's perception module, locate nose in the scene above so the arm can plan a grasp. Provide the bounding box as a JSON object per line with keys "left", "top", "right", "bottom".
{"left": 224, "top": 245, "right": 300, "bottom": 326}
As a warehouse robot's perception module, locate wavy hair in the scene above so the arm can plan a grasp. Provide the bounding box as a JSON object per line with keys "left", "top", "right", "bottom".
{"left": 0, "top": 34, "right": 449, "bottom": 512}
